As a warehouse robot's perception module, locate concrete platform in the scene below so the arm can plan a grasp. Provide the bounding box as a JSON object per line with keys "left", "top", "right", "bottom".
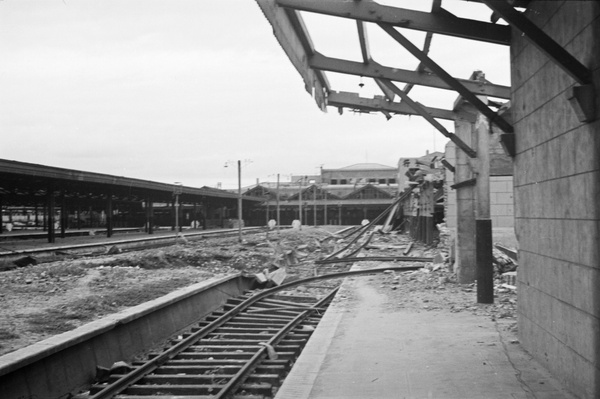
{"left": 277, "top": 266, "right": 576, "bottom": 399}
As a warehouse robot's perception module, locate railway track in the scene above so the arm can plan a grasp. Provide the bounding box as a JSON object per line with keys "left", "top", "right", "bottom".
{"left": 79, "top": 287, "right": 338, "bottom": 399}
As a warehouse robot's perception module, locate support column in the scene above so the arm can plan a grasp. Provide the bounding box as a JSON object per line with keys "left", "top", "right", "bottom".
{"left": 338, "top": 205, "right": 342, "bottom": 225}
{"left": 60, "top": 190, "right": 67, "bottom": 238}
{"left": 34, "top": 203, "right": 39, "bottom": 229}
{"left": 454, "top": 120, "right": 476, "bottom": 283}
{"left": 147, "top": 198, "right": 154, "bottom": 234}
{"left": 323, "top": 189, "right": 328, "bottom": 225}
{"left": 171, "top": 200, "right": 176, "bottom": 231}
{"left": 475, "top": 114, "right": 493, "bottom": 303}
{"left": 76, "top": 203, "right": 81, "bottom": 230}
{"left": 0, "top": 197, "right": 3, "bottom": 234}
{"left": 47, "top": 185, "right": 55, "bottom": 243}
{"left": 106, "top": 193, "right": 113, "bottom": 238}
{"left": 313, "top": 187, "right": 317, "bottom": 226}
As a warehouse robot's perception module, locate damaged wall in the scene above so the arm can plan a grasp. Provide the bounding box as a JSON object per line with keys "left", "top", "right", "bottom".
{"left": 511, "top": 2, "right": 600, "bottom": 397}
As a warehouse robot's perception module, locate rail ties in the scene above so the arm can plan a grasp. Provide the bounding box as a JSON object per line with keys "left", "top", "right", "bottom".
{"left": 82, "top": 288, "right": 337, "bottom": 399}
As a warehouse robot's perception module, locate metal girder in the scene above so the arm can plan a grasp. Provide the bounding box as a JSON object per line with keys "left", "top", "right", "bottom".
{"left": 327, "top": 91, "right": 472, "bottom": 122}
{"left": 379, "top": 23, "right": 514, "bottom": 133}
{"left": 309, "top": 52, "right": 511, "bottom": 99}
{"left": 256, "top": 0, "right": 329, "bottom": 110}
{"left": 403, "top": 31, "right": 433, "bottom": 95}
{"left": 482, "top": 0, "right": 592, "bottom": 85}
{"left": 378, "top": 79, "right": 478, "bottom": 158}
{"left": 357, "top": 21, "right": 371, "bottom": 63}
{"left": 275, "top": 0, "right": 510, "bottom": 45}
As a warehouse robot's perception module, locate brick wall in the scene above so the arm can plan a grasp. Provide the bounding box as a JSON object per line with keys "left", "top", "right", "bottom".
{"left": 511, "top": 2, "right": 600, "bottom": 397}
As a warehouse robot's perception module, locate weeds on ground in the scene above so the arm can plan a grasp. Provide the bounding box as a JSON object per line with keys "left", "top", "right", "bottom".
{"left": 25, "top": 277, "right": 198, "bottom": 334}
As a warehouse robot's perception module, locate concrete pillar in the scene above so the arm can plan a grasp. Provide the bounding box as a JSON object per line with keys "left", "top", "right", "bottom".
{"left": 454, "top": 119, "right": 476, "bottom": 283}
{"left": 475, "top": 114, "right": 493, "bottom": 303}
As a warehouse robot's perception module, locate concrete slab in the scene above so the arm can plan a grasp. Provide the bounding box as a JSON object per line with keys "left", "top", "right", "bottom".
{"left": 277, "top": 271, "right": 576, "bottom": 399}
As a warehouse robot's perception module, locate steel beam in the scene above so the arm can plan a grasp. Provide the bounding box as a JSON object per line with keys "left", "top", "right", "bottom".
{"left": 379, "top": 23, "right": 514, "bottom": 133}
{"left": 276, "top": 0, "right": 510, "bottom": 45}
{"left": 403, "top": 31, "right": 433, "bottom": 95}
{"left": 309, "top": 52, "right": 511, "bottom": 99}
{"left": 379, "top": 79, "right": 477, "bottom": 158}
{"left": 482, "top": 0, "right": 592, "bottom": 85}
{"left": 357, "top": 21, "right": 371, "bottom": 63}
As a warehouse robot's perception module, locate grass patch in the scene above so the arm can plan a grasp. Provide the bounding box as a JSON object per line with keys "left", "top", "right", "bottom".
{"left": 0, "top": 328, "right": 19, "bottom": 340}
{"left": 26, "top": 277, "right": 195, "bottom": 334}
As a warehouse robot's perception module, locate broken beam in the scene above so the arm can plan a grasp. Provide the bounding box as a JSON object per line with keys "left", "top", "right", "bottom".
{"left": 327, "top": 91, "right": 468, "bottom": 122}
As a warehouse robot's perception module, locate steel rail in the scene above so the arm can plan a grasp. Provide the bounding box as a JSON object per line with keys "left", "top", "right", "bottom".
{"left": 88, "top": 266, "right": 421, "bottom": 398}
{"left": 315, "top": 256, "right": 434, "bottom": 265}
{"left": 214, "top": 288, "right": 338, "bottom": 398}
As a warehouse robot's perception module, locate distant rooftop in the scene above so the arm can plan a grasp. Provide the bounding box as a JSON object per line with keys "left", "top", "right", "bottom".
{"left": 326, "top": 163, "right": 396, "bottom": 171}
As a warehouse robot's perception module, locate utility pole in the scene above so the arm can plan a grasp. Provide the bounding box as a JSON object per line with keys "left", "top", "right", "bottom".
{"left": 237, "top": 160, "right": 242, "bottom": 243}
{"left": 298, "top": 178, "right": 302, "bottom": 229}
{"left": 313, "top": 185, "right": 317, "bottom": 226}
{"left": 276, "top": 174, "right": 280, "bottom": 232}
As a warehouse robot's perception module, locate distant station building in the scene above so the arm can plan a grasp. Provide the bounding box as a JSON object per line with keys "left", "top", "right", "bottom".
{"left": 244, "top": 163, "right": 398, "bottom": 226}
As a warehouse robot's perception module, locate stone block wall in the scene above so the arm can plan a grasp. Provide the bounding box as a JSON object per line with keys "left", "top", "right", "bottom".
{"left": 489, "top": 176, "right": 514, "bottom": 228}
{"left": 444, "top": 142, "right": 514, "bottom": 230}
{"left": 511, "top": 2, "right": 600, "bottom": 397}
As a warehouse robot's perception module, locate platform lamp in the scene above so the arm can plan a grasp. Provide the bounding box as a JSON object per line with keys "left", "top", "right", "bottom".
{"left": 173, "top": 182, "right": 183, "bottom": 237}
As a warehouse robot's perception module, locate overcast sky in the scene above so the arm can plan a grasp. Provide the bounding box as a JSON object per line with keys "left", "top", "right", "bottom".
{"left": 0, "top": 0, "right": 509, "bottom": 189}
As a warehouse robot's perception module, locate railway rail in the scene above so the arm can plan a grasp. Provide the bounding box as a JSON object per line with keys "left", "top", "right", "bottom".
{"left": 79, "top": 288, "right": 338, "bottom": 399}
{"left": 0, "top": 227, "right": 268, "bottom": 263}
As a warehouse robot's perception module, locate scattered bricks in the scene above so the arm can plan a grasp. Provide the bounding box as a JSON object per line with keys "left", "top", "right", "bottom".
{"left": 254, "top": 272, "right": 268, "bottom": 285}
{"left": 268, "top": 268, "right": 287, "bottom": 286}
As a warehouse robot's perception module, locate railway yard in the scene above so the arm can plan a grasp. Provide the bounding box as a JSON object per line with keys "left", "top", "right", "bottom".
{"left": 0, "top": 225, "right": 542, "bottom": 399}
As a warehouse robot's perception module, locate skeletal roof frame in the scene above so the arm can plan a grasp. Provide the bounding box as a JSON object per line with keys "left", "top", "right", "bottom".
{"left": 256, "top": 0, "right": 595, "bottom": 156}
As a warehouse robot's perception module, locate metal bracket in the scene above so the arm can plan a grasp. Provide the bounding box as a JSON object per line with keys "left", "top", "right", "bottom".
{"left": 499, "top": 133, "right": 516, "bottom": 158}
{"left": 441, "top": 159, "right": 456, "bottom": 173}
{"left": 451, "top": 178, "right": 477, "bottom": 190}
{"left": 566, "top": 84, "right": 596, "bottom": 123}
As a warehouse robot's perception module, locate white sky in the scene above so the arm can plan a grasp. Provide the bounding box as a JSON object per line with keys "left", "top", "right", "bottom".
{"left": 0, "top": 0, "right": 509, "bottom": 189}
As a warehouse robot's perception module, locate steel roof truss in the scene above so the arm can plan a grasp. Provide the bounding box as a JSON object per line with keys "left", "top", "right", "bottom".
{"left": 378, "top": 23, "right": 514, "bottom": 133}
{"left": 275, "top": 0, "right": 510, "bottom": 45}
